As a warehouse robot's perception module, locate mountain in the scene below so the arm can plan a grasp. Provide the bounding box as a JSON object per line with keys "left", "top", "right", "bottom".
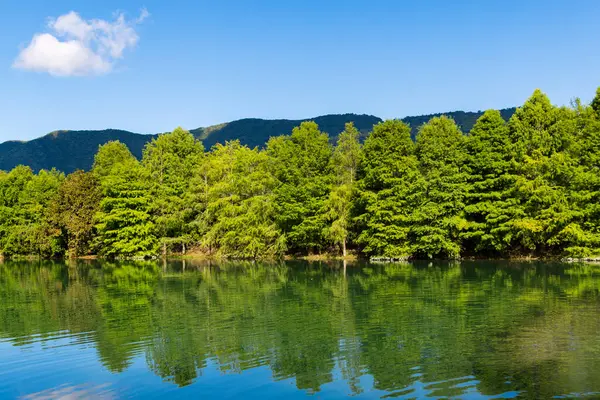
{"left": 0, "top": 108, "right": 516, "bottom": 173}
{"left": 402, "top": 108, "right": 516, "bottom": 139}
{"left": 0, "top": 129, "right": 158, "bottom": 174}
{"left": 193, "top": 114, "right": 383, "bottom": 148}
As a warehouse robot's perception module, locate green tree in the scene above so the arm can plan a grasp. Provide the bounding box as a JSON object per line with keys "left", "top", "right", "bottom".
{"left": 142, "top": 127, "right": 204, "bottom": 255}
{"left": 48, "top": 170, "right": 102, "bottom": 257}
{"left": 507, "top": 89, "right": 576, "bottom": 255}
{"left": 193, "top": 141, "right": 284, "bottom": 258}
{"left": 268, "top": 121, "right": 333, "bottom": 254}
{"left": 0, "top": 167, "right": 64, "bottom": 257}
{"left": 323, "top": 123, "right": 362, "bottom": 256}
{"left": 92, "top": 141, "right": 138, "bottom": 178}
{"left": 93, "top": 142, "right": 158, "bottom": 258}
{"left": 355, "top": 120, "right": 420, "bottom": 258}
{"left": 463, "top": 110, "right": 518, "bottom": 255}
{"left": 412, "top": 116, "right": 468, "bottom": 258}
{"left": 558, "top": 91, "right": 600, "bottom": 256}
{"left": 0, "top": 166, "right": 34, "bottom": 256}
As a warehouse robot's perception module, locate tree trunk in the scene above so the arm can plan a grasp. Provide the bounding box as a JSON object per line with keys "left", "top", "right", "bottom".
{"left": 162, "top": 242, "right": 167, "bottom": 258}
{"left": 182, "top": 242, "right": 186, "bottom": 255}
{"left": 342, "top": 239, "right": 347, "bottom": 258}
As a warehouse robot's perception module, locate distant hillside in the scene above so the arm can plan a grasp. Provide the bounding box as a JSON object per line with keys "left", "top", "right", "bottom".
{"left": 402, "top": 107, "right": 516, "bottom": 139}
{"left": 0, "top": 129, "right": 157, "bottom": 173}
{"left": 0, "top": 108, "right": 517, "bottom": 173}
{"left": 193, "top": 114, "right": 383, "bottom": 148}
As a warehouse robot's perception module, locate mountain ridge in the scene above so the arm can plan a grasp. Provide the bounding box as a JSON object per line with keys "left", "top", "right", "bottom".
{"left": 0, "top": 108, "right": 516, "bottom": 173}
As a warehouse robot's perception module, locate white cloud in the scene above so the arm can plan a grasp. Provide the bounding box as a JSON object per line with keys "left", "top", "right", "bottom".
{"left": 13, "top": 9, "right": 149, "bottom": 77}
{"left": 137, "top": 8, "right": 150, "bottom": 24}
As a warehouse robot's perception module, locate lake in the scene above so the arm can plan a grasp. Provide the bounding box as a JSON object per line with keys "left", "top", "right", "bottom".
{"left": 0, "top": 260, "right": 599, "bottom": 399}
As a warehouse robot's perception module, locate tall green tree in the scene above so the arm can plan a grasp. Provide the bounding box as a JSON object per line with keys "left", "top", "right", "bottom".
{"left": 412, "top": 116, "right": 468, "bottom": 259}
{"left": 268, "top": 121, "right": 333, "bottom": 254}
{"left": 331, "top": 122, "right": 362, "bottom": 185}
{"left": 463, "top": 110, "right": 518, "bottom": 255}
{"left": 558, "top": 90, "right": 600, "bottom": 256}
{"left": 323, "top": 123, "right": 362, "bottom": 256}
{"left": 93, "top": 141, "right": 158, "bottom": 258}
{"left": 507, "top": 89, "right": 576, "bottom": 255}
{"left": 142, "top": 127, "right": 204, "bottom": 255}
{"left": 355, "top": 120, "right": 420, "bottom": 258}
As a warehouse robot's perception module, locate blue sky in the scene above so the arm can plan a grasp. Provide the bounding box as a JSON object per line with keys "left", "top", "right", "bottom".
{"left": 1, "top": 0, "right": 599, "bottom": 142}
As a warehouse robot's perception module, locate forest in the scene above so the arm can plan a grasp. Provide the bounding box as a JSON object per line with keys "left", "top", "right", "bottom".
{"left": 1, "top": 88, "right": 600, "bottom": 260}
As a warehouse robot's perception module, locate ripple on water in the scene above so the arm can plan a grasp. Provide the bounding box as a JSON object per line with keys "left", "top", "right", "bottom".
{"left": 21, "top": 383, "right": 115, "bottom": 400}
{"left": 382, "top": 374, "right": 521, "bottom": 399}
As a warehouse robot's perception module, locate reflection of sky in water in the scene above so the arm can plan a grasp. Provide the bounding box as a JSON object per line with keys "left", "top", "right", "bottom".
{"left": 0, "top": 338, "right": 118, "bottom": 399}
{"left": 1, "top": 335, "right": 524, "bottom": 399}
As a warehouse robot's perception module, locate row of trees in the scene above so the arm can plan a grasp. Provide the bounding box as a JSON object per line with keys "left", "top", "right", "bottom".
{"left": 1, "top": 87, "right": 600, "bottom": 259}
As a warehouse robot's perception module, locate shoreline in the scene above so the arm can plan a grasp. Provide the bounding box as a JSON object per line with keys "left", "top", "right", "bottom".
{"left": 2, "top": 252, "right": 600, "bottom": 263}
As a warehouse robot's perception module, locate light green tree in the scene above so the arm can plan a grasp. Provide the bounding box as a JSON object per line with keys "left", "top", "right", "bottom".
{"left": 323, "top": 123, "right": 362, "bottom": 256}
{"left": 267, "top": 121, "right": 333, "bottom": 254}
{"left": 0, "top": 167, "right": 65, "bottom": 257}
{"left": 93, "top": 141, "right": 158, "bottom": 258}
{"left": 142, "top": 127, "right": 204, "bottom": 255}
{"left": 507, "top": 89, "right": 577, "bottom": 255}
{"left": 193, "top": 141, "right": 285, "bottom": 258}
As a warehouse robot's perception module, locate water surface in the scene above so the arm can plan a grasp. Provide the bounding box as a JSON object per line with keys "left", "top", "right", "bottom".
{"left": 1, "top": 260, "right": 599, "bottom": 399}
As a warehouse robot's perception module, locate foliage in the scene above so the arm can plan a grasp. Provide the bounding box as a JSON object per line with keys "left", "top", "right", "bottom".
{"left": 411, "top": 116, "right": 468, "bottom": 258}
{"left": 192, "top": 141, "right": 285, "bottom": 258}
{"left": 194, "top": 113, "right": 383, "bottom": 148}
{"left": 47, "top": 170, "right": 102, "bottom": 257}
{"left": 462, "top": 110, "right": 517, "bottom": 255}
{"left": 401, "top": 107, "right": 516, "bottom": 139}
{"left": 2, "top": 87, "right": 600, "bottom": 259}
{"left": 93, "top": 142, "right": 159, "bottom": 258}
{"left": 323, "top": 123, "right": 362, "bottom": 255}
{"left": 142, "top": 127, "right": 204, "bottom": 253}
{"left": 0, "top": 110, "right": 516, "bottom": 174}
{"left": 355, "top": 120, "right": 420, "bottom": 258}
{"left": 268, "top": 121, "right": 333, "bottom": 254}
{"left": 0, "top": 166, "right": 64, "bottom": 257}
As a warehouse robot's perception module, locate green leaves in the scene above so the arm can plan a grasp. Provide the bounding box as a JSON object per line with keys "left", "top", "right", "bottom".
{"left": 356, "top": 120, "right": 418, "bottom": 258}
{"left": 411, "top": 117, "right": 467, "bottom": 259}
{"left": 591, "top": 87, "right": 600, "bottom": 117}
{"left": 142, "top": 128, "right": 204, "bottom": 252}
{"left": 0, "top": 166, "right": 64, "bottom": 257}
{"left": 4, "top": 86, "right": 600, "bottom": 260}
{"left": 322, "top": 123, "right": 363, "bottom": 256}
{"left": 94, "top": 142, "right": 158, "bottom": 258}
{"left": 463, "top": 109, "right": 517, "bottom": 254}
{"left": 47, "top": 170, "right": 101, "bottom": 257}
{"left": 194, "top": 141, "right": 285, "bottom": 258}
{"left": 268, "top": 122, "right": 333, "bottom": 254}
